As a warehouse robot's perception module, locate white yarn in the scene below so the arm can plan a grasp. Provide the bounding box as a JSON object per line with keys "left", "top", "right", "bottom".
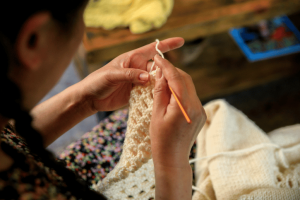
{"left": 150, "top": 39, "right": 164, "bottom": 72}
{"left": 190, "top": 143, "right": 284, "bottom": 165}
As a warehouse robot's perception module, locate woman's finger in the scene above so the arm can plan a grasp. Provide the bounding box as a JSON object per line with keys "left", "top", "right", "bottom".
{"left": 153, "top": 55, "right": 187, "bottom": 99}
{"left": 146, "top": 60, "right": 157, "bottom": 72}
{"left": 147, "top": 63, "right": 197, "bottom": 97}
{"left": 105, "top": 67, "right": 149, "bottom": 85}
{"left": 133, "top": 37, "right": 184, "bottom": 61}
{"left": 153, "top": 54, "right": 194, "bottom": 119}
{"left": 147, "top": 60, "right": 196, "bottom": 97}
{"left": 152, "top": 68, "right": 170, "bottom": 117}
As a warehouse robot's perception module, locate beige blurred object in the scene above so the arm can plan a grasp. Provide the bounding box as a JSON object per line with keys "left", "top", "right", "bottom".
{"left": 193, "top": 99, "right": 300, "bottom": 200}
{"left": 84, "top": 0, "right": 174, "bottom": 34}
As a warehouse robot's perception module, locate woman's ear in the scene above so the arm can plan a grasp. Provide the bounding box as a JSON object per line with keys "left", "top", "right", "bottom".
{"left": 15, "top": 12, "right": 51, "bottom": 71}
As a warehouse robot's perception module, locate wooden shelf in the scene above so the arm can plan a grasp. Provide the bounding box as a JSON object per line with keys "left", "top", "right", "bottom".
{"left": 82, "top": 0, "right": 300, "bottom": 65}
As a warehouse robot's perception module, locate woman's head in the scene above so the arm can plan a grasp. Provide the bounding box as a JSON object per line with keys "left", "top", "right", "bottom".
{"left": 1, "top": 0, "right": 88, "bottom": 109}
{"left": 0, "top": 1, "right": 107, "bottom": 199}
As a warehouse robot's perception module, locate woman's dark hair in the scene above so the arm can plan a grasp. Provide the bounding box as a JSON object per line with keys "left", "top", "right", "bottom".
{"left": 0, "top": 1, "right": 106, "bottom": 199}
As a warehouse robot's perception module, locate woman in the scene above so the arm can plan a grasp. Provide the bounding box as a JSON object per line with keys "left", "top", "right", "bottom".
{"left": 0, "top": 0, "right": 206, "bottom": 199}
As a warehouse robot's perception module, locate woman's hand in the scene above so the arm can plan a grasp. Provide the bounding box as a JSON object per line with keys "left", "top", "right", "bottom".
{"left": 78, "top": 37, "right": 184, "bottom": 112}
{"left": 150, "top": 55, "right": 206, "bottom": 200}
{"left": 151, "top": 54, "right": 206, "bottom": 167}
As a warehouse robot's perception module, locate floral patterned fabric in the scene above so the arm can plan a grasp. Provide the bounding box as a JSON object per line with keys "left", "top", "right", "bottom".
{"left": 59, "top": 109, "right": 129, "bottom": 186}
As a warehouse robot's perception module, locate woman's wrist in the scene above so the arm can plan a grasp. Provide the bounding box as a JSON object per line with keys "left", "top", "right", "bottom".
{"left": 152, "top": 146, "right": 190, "bottom": 169}
{"left": 154, "top": 161, "right": 192, "bottom": 200}
{"left": 69, "top": 82, "right": 99, "bottom": 116}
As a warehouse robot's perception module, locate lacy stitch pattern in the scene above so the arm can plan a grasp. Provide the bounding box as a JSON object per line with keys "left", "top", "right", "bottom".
{"left": 93, "top": 71, "right": 156, "bottom": 199}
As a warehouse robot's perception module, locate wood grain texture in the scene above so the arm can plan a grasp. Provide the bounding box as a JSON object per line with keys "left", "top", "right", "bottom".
{"left": 82, "top": 0, "right": 300, "bottom": 64}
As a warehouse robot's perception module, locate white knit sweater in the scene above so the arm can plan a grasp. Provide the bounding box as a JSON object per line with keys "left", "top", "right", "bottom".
{"left": 193, "top": 100, "right": 300, "bottom": 200}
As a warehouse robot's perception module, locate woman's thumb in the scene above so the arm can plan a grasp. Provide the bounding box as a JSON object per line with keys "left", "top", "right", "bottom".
{"left": 117, "top": 68, "right": 149, "bottom": 84}
{"left": 107, "top": 68, "right": 149, "bottom": 84}
{"left": 152, "top": 68, "right": 170, "bottom": 116}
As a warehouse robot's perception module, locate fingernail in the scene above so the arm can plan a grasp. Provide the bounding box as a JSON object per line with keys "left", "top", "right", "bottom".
{"left": 156, "top": 67, "right": 162, "bottom": 79}
{"left": 139, "top": 73, "right": 149, "bottom": 81}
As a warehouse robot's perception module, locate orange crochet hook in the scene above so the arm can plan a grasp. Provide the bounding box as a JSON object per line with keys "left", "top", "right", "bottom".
{"left": 169, "top": 86, "right": 192, "bottom": 124}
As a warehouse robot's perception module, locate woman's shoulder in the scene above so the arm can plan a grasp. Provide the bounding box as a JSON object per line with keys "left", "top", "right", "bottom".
{"left": 0, "top": 126, "right": 77, "bottom": 200}
{"left": 0, "top": 150, "right": 76, "bottom": 199}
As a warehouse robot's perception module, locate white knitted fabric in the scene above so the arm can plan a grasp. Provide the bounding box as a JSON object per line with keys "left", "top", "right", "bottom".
{"left": 193, "top": 99, "right": 300, "bottom": 200}
{"left": 93, "top": 71, "right": 157, "bottom": 199}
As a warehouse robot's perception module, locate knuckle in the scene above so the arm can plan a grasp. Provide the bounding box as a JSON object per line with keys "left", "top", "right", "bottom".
{"left": 169, "top": 72, "right": 182, "bottom": 82}
{"left": 125, "top": 69, "right": 135, "bottom": 81}
{"left": 178, "top": 68, "right": 192, "bottom": 81}
{"left": 127, "top": 52, "right": 136, "bottom": 61}
{"left": 113, "top": 53, "right": 131, "bottom": 69}
{"left": 153, "top": 84, "right": 165, "bottom": 95}
{"left": 122, "top": 56, "right": 131, "bottom": 69}
{"left": 104, "top": 69, "right": 115, "bottom": 84}
{"left": 125, "top": 51, "right": 134, "bottom": 59}
{"left": 175, "top": 89, "right": 184, "bottom": 99}
{"left": 174, "top": 106, "right": 184, "bottom": 117}
{"left": 187, "top": 102, "right": 204, "bottom": 119}
{"left": 153, "top": 41, "right": 168, "bottom": 53}
{"left": 151, "top": 42, "right": 157, "bottom": 50}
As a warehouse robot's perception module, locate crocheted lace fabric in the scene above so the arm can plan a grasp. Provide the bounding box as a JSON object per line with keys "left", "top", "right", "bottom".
{"left": 93, "top": 71, "right": 157, "bottom": 199}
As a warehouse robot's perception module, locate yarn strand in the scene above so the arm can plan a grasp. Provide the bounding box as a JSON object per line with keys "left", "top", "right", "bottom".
{"left": 150, "top": 39, "right": 164, "bottom": 72}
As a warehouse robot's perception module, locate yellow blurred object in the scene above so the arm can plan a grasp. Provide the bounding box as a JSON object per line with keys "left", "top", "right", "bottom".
{"left": 84, "top": 0, "right": 174, "bottom": 34}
